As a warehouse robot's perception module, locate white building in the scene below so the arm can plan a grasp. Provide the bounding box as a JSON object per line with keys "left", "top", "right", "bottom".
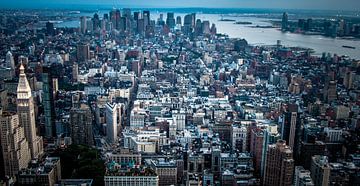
{"left": 106, "top": 103, "right": 122, "bottom": 144}
{"left": 231, "top": 125, "right": 247, "bottom": 152}
{"left": 104, "top": 175, "right": 158, "bottom": 186}
{"left": 172, "top": 109, "right": 186, "bottom": 131}
{"left": 130, "top": 108, "right": 146, "bottom": 129}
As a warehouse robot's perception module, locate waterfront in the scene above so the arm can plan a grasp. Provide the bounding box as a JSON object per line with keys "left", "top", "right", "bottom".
{"left": 56, "top": 11, "right": 360, "bottom": 59}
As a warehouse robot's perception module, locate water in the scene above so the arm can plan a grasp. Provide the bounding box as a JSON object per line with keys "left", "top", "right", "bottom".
{"left": 56, "top": 11, "right": 360, "bottom": 59}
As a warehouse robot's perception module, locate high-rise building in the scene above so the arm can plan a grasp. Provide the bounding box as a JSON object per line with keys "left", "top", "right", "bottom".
{"left": 263, "top": 140, "right": 294, "bottom": 186}
{"left": 70, "top": 104, "right": 94, "bottom": 146}
{"left": 280, "top": 104, "right": 300, "bottom": 150}
{"left": 115, "top": 9, "right": 121, "bottom": 30}
{"left": 166, "top": 12, "right": 175, "bottom": 28}
{"left": 250, "top": 127, "right": 264, "bottom": 174}
{"left": 323, "top": 80, "right": 337, "bottom": 103}
{"left": 294, "top": 166, "right": 314, "bottom": 186}
{"left": 106, "top": 103, "right": 122, "bottom": 144}
{"left": 202, "top": 21, "right": 210, "bottom": 34}
{"left": 282, "top": 12, "right": 289, "bottom": 31}
{"left": 77, "top": 44, "right": 90, "bottom": 62}
{"left": 5, "top": 51, "right": 15, "bottom": 70}
{"left": 176, "top": 16, "right": 181, "bottom": 26}
{"left": 92, "top": 13, "right": 100, "bottom": 31}
{"left": 0, "top": 111, "right": 31, "bottom": 178}
{"left": 143, "top": 10, "right": 150, "bottom": 29}
{"left": 310, "top": 155, "right": 330, "bottom": 186}
{"left": 72, "top": 63, "right": 78, "bottom": 82}
{"left": 42, "top": 66, "right": 56, "bottom": 138}
{"left": 80, "top": 16, "right": 87, "bottom": 34}
{"left": 172, "top": 109, "right": 186, "bottom": 131}
{"left": 46, "top": 21, "right": 55, "bottom": 35}
{"left": 17, "top": 64, "right": 43, "bottom": 159}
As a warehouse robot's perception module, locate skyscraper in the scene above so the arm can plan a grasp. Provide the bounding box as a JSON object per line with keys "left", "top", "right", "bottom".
{"left": 80, "top": 16, "right": 87, "bottom": 34}
{"left": 70, "top": 104, "right": 94, "bottom": 146}
{"left": 77, "top": 43, "right": 90, "bottom": 62}
{"left": 17, "top": 64, "right": 43, "bottom": 159}
{"left": 263, "top": 140, "right": 294, "bottom": 186}
{"left": 143, "top": 10, "right": 150, "bottom": 29}
{"left": 280, "top": 104, "right": 300, "bottom": 150}
{"left": 106, "top": 103, "right": 121, "bottom": 144}
{"left": 282, "top": 12, "right": 289, "bottom": 31}
{"left": 166, "top": 12, "right": 175, "bottom": 28}
{"left": 6, "top": 51, "right": 15, "bottom": 70}
{"left": 42, "top": 66, "right": 56, "bottom": 138}
{"left": 0, "top": 111, "right": 31, "bottom": 178}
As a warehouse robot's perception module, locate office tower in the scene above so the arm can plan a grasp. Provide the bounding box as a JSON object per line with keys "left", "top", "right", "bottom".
{"left": 17, "top": 64, "right": 43, "bottom": 159}
{"left": 103, "top": 13, "right": 109, "bottom": 20}
{"left": 115, "top": 9, "right": 121, "bottom": 30}
{"left": 143, "top": 10, "right": 150, "bottom": 28}
{"left": 134, "top": 11, "right": 140, "bottom": 21}
{"left": 250, "top": 127, "right": 264, "bottom": 174}
{"left": 70, "top": 104, "right": 94, "bottom": 146}
{"left": 176, "top": 16, "right": 181, "bottom": 25}
{"left": 195, "top": 19, "right": 203, "bottom": 35}
{"left": 80, "top": 16, "right": 87, "bottom": 34}
{"left": 5, "top": 51, "right": 15, "bottom": 70}
{"left": 324, "top": 80, "right": 337, "bottom": 103}
{"left": 166, "top": 12, "right": 175, "bottom": 28}
{"left": 106, "top": 103, "right": 121, "bottom": 144}
{"left": 183, "top": 14, "right": 194, "bottom": 34}
{"left": 123, "top": 8, "right": 131, "bottom": 19}
{"left": 72, "top": 63, "right": 78, "bottom": 82}
{"left": 42, "top": 66, "right": 56, "bottom": 138}
{"left": 280, "top": 104, "right": 299, "bottom": 150}
{"left": 0, "top": 111, "right": 31, "bottom": 178}
{"left": 172, "top": 109, "right": 186, "bottom": 131}
{"left": 46, "top": 21, "right": 55, "bottom": 35}
{"left": 210, "top": 23, "right": 217, "bottom": 35}
{"left": 211, "top": 147, "right": 221, "bottom": 177}
{"left": 77, "top": 43, "right": 90, "bottom": 62}
{"left": 282, "top": 12, "right": 289, "bottom": 31}
{"left": 261, "top": 125, "right": 281, "bottom": 177}
{"left": 202, "top": 20, "right": 210, "bottom": 34}
{"left": 294, "top": 166, "right": 314, "bottom": 186}
{"left": 263, "top": 140, "right": 294, "bottom": 186}
{"left": 137, "top": 18, "right": 145, "bottom": 35}
{"left": 120, "top": 16, "right": 126, "bottom": 31}
{"left": 92, "top": 13, "right": 100, "bottom": 31}
{"left": 310, "top": 155, "right": 330, "bottom": 186}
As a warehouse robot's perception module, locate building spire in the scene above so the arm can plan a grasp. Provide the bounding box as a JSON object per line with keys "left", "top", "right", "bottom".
{"left": 17, "top": 64, "right": 32, "bottom": 99}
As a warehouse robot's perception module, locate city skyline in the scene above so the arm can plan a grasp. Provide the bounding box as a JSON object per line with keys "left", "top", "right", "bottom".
{"left": 2, "top": 0, "right": 360, "bottom": 11}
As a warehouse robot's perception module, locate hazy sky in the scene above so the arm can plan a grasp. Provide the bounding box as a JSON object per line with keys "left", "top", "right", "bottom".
{"left": 2, "top": 0, "right": 360, "bottom": 11}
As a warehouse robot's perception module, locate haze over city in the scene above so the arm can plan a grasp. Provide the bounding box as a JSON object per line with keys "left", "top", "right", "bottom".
{"left": 2, "top": 0, "right": 360, "bottom": 10}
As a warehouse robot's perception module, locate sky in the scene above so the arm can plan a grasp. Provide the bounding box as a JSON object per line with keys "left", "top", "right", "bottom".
{"left": 1, "top": 0, "right": 360, "bottom": 11}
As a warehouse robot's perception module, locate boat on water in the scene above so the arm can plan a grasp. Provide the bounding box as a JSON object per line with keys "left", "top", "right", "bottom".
{"left": 342, "top": 45, "right": 356, "bottom": 49}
